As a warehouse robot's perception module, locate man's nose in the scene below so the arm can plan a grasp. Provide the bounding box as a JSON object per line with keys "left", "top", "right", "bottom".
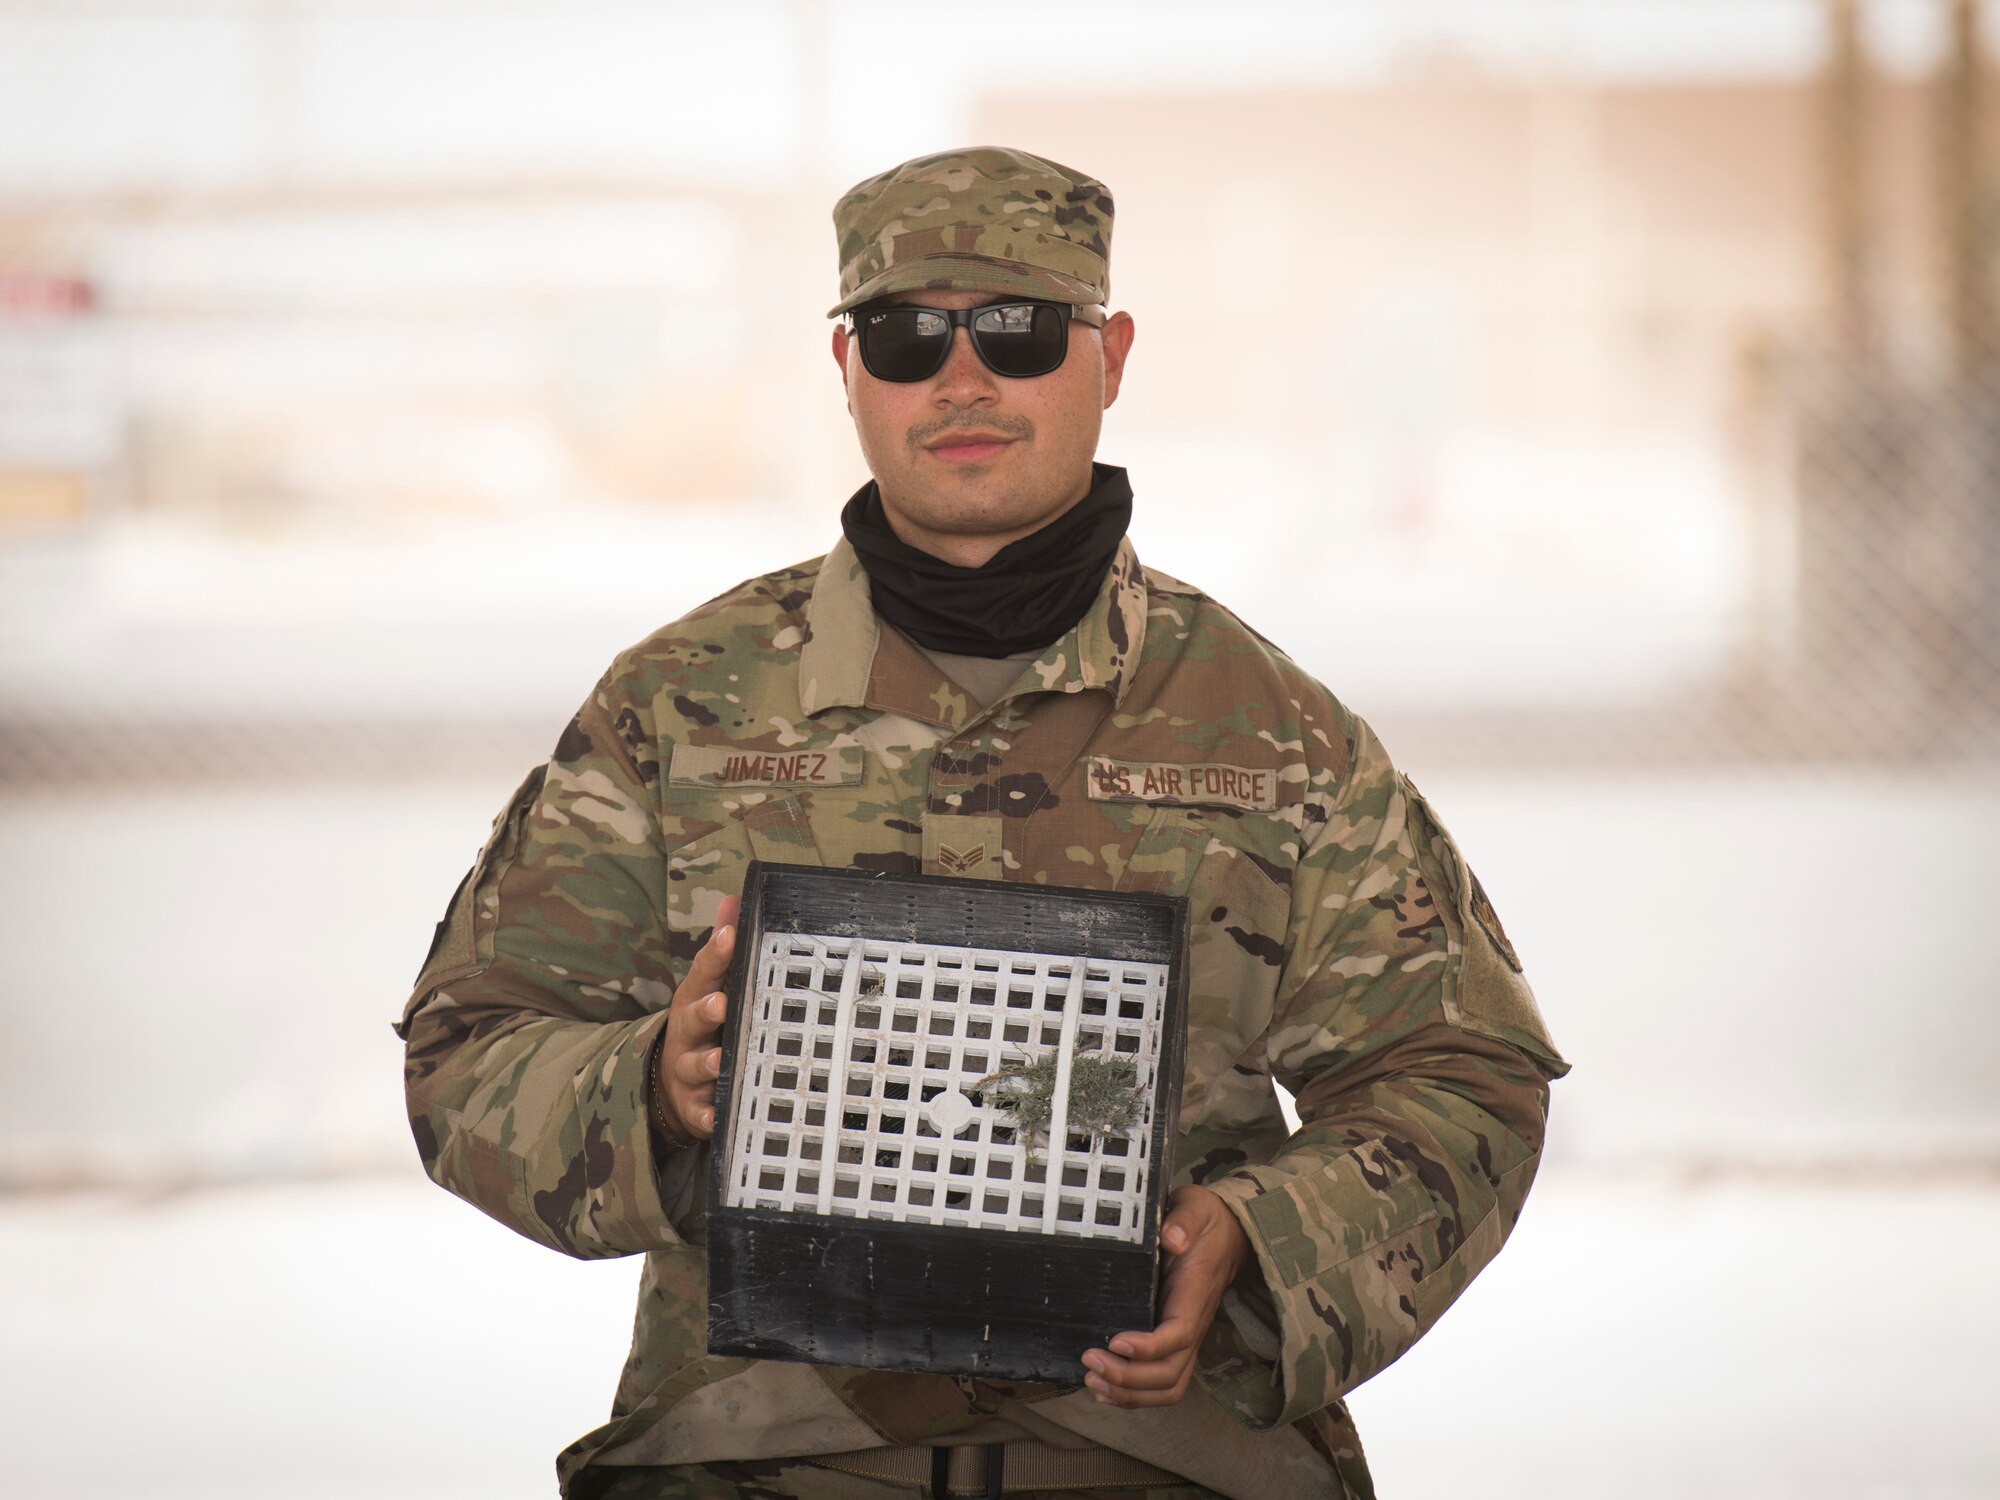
{"left": 932, "top": 326, "right": 998, "bottom": 405}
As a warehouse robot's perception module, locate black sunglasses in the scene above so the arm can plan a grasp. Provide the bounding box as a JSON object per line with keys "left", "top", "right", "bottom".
{"left": 851, "top": 298, "right": 1107, "bottom": 383}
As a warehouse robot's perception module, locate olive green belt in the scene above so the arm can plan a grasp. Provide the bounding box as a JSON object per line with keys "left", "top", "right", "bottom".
{"left": 811, "top": 1438, "right": 1183, "bottom": 1495}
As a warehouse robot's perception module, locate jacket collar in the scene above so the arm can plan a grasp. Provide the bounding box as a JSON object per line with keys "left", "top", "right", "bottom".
{"left": 799, "top": 535, "right": 1148, "bottom": 731}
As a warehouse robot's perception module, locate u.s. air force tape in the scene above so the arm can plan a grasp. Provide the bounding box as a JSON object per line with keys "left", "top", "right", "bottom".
{"left": 1085, "top": 757, "right": 1277, "bottom": 812}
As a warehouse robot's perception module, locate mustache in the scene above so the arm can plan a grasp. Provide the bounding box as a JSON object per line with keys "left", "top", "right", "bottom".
{"left": 906, "top": 413, "right": 1034, "bottom": 450}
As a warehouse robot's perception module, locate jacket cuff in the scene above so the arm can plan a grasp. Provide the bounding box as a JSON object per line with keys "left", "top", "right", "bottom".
{"left": 1199, "top": 1159, "right": 1442, "bottom": 1428}
{"left": 549, "top": 1008, "right": 694, "bottom": 1255}
{"left": 1197, "top": 1170, "right": 1294, "bottom": 1426}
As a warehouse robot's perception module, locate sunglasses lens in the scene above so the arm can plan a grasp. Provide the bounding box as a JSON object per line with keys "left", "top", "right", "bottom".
{"left": 972, "top": 302, "right": 1067, "bottom": 377}
{"left": 857, "top": 302, "right": 1071, "bottom": 382}
{"left": 859, "top": 307, "right": 951, "bottom": 382}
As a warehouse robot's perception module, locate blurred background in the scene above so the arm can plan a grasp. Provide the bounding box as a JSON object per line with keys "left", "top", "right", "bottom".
{"left": 1, "top": 1, "right": 1996, "bottom": 1496}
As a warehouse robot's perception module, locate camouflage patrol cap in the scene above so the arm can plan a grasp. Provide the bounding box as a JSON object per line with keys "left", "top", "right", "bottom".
{"left": 828, "top": 146, "right": 1113, "bottom": 318}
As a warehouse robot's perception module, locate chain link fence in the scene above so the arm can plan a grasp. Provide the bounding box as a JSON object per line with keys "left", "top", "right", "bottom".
{"left": 0, "top": 0, "right": 1995, "bottom": 781}
{"left": 1777, "top": 360, "right": 2000, "bottom": 760}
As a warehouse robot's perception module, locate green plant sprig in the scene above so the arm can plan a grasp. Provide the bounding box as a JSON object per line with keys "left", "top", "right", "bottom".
{"left": 977, "top": 1051, "right": 1142, "bottom": 1165}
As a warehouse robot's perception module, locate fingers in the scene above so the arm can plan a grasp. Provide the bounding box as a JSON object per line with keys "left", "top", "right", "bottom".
{"left": 659, "top": 897, "right": 743, "bottom": 1140}
{"left": 1085, "top": 1292, "right": 1200, "bottom": 1404}
{"left": 680, "top": 988, "right": 728, "bottom": 1048}
{"left": 682, "top": 896, "right": 741, "bottom": 999}
{"left": 1081, "top": 1185, "right": 1252, "bottom": 1407}
{"left": 1102, "top": 1314, "right": 1197, "bottom": 1367}
{"left": 662, "top": 1024, "right": 720, "bottom": 1139}
{"left": 1102, "top": 1255, "right": 1209, "bottom": 1366}
{"left": 1082, "top": 1322, "right": 1197, "bottom": 1405}
{"left": 676, "top": 902, "right": 739, "bottom": 1037}
{"left": 1159, "top": 1196, "right": 1210, "bottom": 1257}
{"left": 681, "top": 1088, "right": 716, "bottom": 1138}
{"left": 670, "top": 1035, "right": 723, "bottom": 1088}
{"left": 675, "top": 906, "right": 738, "bottom": 1049}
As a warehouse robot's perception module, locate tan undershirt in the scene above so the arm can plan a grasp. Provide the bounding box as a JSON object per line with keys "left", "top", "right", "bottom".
{"left": 917, "top": 644, "right": 1043, "bottom": 707}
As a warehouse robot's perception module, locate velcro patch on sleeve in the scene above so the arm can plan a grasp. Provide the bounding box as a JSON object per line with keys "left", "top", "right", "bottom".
{"left": 668, "top": 744, "right": 864, "bottom": 788}
{"left": 1085, "top": 757, "right": 1278, "bottom": 812}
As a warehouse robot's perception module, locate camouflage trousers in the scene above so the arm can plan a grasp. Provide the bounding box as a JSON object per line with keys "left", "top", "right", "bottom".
{"left": 591, "top": 1456, "right": 1223, "bottom": 1499}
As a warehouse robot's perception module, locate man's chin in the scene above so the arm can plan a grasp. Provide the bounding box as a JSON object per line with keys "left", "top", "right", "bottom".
{"left": 888, "top": 493, "right": 1054, "bottom": 544}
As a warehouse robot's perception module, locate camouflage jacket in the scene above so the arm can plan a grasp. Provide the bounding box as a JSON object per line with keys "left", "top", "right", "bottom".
{"left": 397, "top": 532, "right": 1568, "bottom": 1500}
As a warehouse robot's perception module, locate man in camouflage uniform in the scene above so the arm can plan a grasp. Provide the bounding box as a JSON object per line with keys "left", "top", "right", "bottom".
{"left": 398, "top": 147, "right": 1567, "bottom": 1499}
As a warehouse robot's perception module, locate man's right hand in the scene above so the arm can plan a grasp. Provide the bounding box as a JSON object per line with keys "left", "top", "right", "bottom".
{"left": 654, "top": 895, "right": 741, "bottom": 1142}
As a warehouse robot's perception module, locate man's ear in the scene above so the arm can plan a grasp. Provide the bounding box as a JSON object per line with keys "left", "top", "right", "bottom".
{"left": 831, "top": 322, "right": 857, "bottom": 414}
{"left": 1100, "top": 311, "right": 1135, "bottom": 409}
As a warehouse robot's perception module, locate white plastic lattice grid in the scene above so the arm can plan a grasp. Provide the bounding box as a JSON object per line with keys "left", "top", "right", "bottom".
{"left": 723, "top": 931, "right": 1170, "bottom": 1244}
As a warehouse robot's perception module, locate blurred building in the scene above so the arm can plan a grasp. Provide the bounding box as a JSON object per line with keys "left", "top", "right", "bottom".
{"left": 974, "top": 30, "right": 2000, "bottom": 762}
{"left": 0, "top": 0, "right": 1993, "bottom": 775}
{"left": 0, "top": 0, "right": 1995, "bottom": 1194}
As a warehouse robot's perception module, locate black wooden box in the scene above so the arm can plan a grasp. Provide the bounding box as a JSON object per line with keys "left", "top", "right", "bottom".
{"left": 704, "top": 861, "right": 1189, "bottom": 1383}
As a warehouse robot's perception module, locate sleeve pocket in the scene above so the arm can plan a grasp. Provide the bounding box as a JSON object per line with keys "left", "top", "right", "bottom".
{"left": 397, "top": 765, "right": 547, "bottom": 1036}
{"left": 1400, "top": 776, "right": 1568, "bottom": 1080}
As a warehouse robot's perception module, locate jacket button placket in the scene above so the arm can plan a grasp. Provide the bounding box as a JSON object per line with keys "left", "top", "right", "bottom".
{"left": 925, "top": 722, "right": 1004, "bottom": 882}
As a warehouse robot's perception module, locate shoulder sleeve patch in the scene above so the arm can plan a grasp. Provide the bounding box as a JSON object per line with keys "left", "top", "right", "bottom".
{"left": 1401, "top": 776, "right": 1568, "bottom": 1080}
{"left": 1467, "top": 867, "right": 1523, "bottom": 972}
{"left": 397, "top": 763, "right": 547, "bottom": 1036}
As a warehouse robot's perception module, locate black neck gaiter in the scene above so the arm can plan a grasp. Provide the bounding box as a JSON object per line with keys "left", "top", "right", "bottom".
{"left": 840, "top": 464, "right": 1133, "bottom": 658}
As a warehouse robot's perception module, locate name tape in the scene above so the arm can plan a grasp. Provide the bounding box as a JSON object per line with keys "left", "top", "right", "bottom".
{"left": 668, "top": 744, "right": 864, "bottom": 789}
{"left": 1085, "top": 757, "right": 1278, "bottom": 812}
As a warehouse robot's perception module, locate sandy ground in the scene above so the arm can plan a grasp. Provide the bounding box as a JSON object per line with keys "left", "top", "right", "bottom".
{"left": 3, "top": 1167, "right": 1997, "bottom": 1499}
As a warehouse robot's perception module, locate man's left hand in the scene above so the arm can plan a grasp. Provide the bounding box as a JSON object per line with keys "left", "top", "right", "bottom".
{"left": 1081, "top": 1184, "right": 1252, "bottom": 1407}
